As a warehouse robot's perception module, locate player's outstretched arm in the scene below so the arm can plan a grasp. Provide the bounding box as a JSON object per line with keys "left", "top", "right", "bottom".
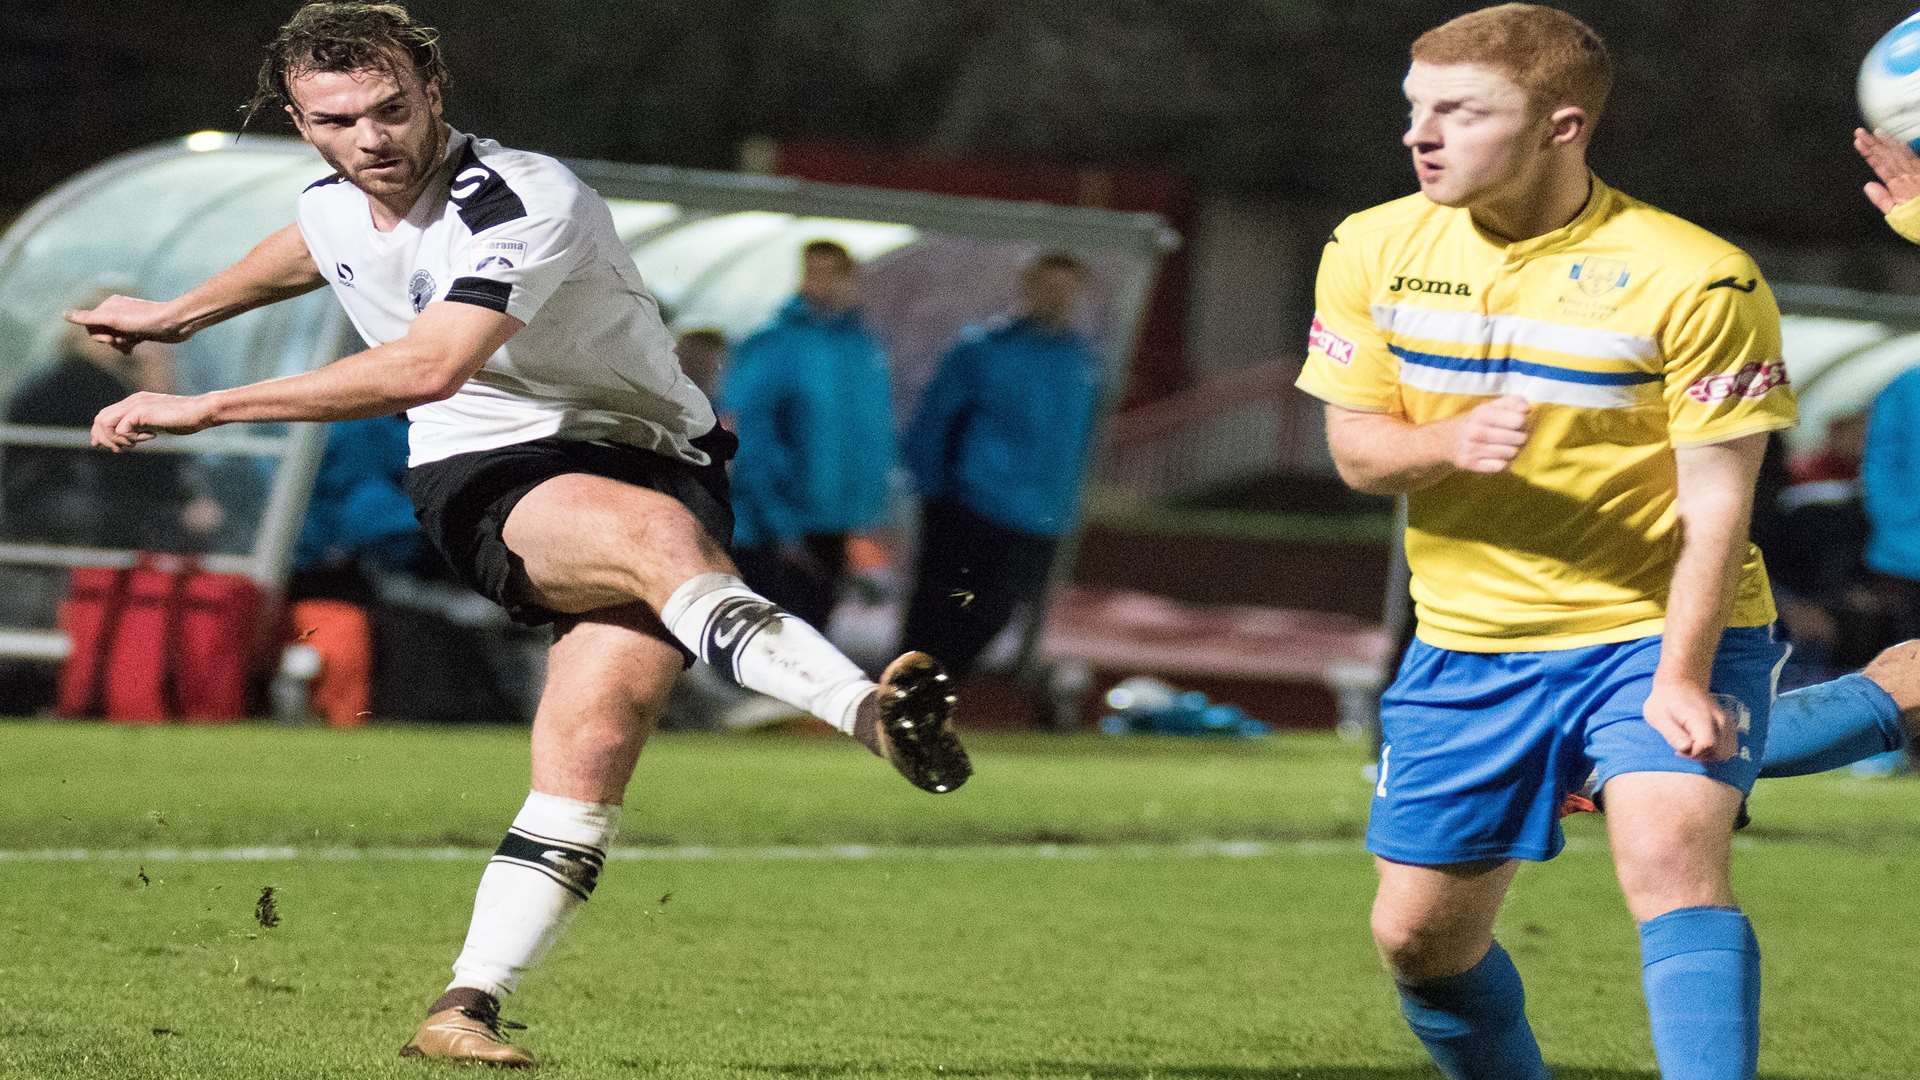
{"left": 1323, "top": 395, "right": 1531, "bottom": 494}
{"left": 65, "top": 224, "right": 324, "bottom": 353}
{"left": 1643, "top": 432, "right": 1768, "bottom": 762}
{"left": 90, "top": 302, "right": 523, "bottom": 452}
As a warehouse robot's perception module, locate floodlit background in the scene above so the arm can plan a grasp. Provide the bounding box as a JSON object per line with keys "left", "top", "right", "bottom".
{"left": 1, "top": 4, "right": 1918, "bottom": 1078}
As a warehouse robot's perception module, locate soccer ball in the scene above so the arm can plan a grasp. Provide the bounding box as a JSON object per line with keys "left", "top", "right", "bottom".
{"left": 1860, "top": 10, "right": 1920, "bottom": 148}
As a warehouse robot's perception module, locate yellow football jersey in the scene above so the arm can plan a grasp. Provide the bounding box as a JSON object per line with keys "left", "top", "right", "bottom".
{"left": 1296, "top": 176, "right": 1795, "bottom": 652}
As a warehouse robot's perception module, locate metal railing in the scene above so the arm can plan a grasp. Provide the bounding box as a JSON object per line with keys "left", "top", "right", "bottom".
{"left": 1097, "top": 357, "right": 1302, "bottom": 501}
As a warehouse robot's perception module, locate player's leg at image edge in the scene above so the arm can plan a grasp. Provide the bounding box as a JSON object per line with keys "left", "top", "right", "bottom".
{"left": 1563, "top": 641, "right": 1918, "bottom": 821}
{"left": 1757, "top": 641, "right": 1916, "bottom": 778}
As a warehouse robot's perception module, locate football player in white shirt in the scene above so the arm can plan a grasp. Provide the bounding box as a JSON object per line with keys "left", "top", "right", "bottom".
{"left": 68, "top": 2, "right": 969, "bottom": 1067}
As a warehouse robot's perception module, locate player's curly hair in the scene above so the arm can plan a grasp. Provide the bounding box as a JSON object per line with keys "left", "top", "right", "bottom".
{"left": 245, "top": 2, "right": 448, "bottom": 126}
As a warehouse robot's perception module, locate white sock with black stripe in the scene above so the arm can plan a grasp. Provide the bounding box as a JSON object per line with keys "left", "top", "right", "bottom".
{"left": 447, "top": 791, "right": 620, "bottom": 999}
{"left": 661, "top": 572, "right": 873, "bottom": 734}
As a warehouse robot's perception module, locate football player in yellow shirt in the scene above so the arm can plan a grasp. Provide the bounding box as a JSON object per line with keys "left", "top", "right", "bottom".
{"left": 1294, "top": 7, "right": 1795, "bottom": 1079}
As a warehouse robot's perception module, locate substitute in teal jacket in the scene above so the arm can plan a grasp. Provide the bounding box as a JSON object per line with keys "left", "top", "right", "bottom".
{"left": 712, "top": 241, "right": 894, "bottom": 628}
{"left": 903, "top": 314, "right": 1102, "bottom": 537}
{"left": 1864, "top": 365, "right": 1920, "bottom": 582}
{"left": 897, "top": 253, "right": 1102, "bottom": 676}
{"left": 720, "top": 294, "right": 895, "bottom": 550}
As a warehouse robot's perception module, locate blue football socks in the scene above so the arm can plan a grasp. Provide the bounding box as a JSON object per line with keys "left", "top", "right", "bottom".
{"left": 1396, "top": 941, "right": 1549, "bottom": 1080}
{"left": 1759, "top": 673, "right": 1906, "bottom": 778}
{"left": 1639, "top": 906, "right": 1760, "bottom": 1080}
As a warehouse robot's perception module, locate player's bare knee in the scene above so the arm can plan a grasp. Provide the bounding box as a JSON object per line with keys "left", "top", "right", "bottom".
{"left": 1615, "top": 850, "right": 1731, "bottom": 921}
{"left": 1371, "top": 908, "right": 1481, "bottom": 981}
{"left": 556, "top": 714, "right": 645, "bottom": 772}
{"left": 1623, "top": 887, "right": 1735, "bottom": 924}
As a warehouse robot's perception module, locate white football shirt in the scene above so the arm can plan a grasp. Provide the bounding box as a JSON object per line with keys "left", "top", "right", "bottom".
{"left": 296, "top": 128, "right": 716, "bottom": 467}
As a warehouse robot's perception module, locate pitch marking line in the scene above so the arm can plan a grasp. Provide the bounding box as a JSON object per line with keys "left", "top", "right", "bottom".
{"left": 0, "top": 836, "right": 1724, "bottom": 863}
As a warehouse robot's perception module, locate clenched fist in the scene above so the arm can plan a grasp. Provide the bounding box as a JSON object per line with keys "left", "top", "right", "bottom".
{"left": 1450, "top": 394, "right": 1532, "bottom": 474}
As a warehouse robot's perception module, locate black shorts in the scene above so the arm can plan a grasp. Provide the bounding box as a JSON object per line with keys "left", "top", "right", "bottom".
{"left": 403, "top": 429, "right": 737, "bottom": 639}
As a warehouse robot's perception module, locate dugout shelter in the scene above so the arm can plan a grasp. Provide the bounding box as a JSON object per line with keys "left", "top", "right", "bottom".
{"left": 0, "top": 132, "right": 1178, "bottom": 685}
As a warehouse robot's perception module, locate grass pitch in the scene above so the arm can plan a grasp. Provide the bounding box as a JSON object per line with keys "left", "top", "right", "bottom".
{"left": 0, "top": 722, "right": 1914, "bottom": 1079}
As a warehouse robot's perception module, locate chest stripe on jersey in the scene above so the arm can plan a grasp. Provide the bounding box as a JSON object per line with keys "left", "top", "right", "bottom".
{"left": 1389, "top": 346, "right": 1661, "bottom": 387}
{"left": 1396, "top": 360, "right": 1658, "bottom": 409}
{"left": 1371, "top": 304, "right": 1660, "bottom": 365}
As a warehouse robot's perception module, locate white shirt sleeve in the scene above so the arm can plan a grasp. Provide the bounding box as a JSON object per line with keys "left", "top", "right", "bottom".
{"left": 444, "top": 209, "right": 584, "bottom": 325}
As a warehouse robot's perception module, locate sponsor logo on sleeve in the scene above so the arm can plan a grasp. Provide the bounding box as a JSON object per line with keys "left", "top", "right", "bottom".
{"left": 1308, "top": 315, "right": 1356, "bottom": 366}
{"left": 472, "top": 238, "right": 526, "bottom": 274}
{"left": 1685, "top": 359, "right": 1788, "bottom": 403}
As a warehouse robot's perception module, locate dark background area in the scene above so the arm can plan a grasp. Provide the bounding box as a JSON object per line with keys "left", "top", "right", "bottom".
{"left": 5, "top": 0, "right": 1916, "bottom": 266}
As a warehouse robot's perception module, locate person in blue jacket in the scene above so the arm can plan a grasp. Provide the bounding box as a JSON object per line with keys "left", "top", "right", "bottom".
{"left": 1864, "top": 366, "right": 1920, "bottom": 634}
{"left": 898, "top": 252, "right": 1102, "bottom": 677}
{"left": 1852, "top": 364, "right": 1920, "bottom": 771}
{"left": 716, "top": 240, "right": 894, "bottom": 627}
{"left": 293, "top": 413, "right": 429, "bottom": 584}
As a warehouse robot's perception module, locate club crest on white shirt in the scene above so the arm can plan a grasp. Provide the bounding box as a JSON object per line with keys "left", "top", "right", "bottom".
{"left": 409, "top": 269, "right": 436, "bottom": 313}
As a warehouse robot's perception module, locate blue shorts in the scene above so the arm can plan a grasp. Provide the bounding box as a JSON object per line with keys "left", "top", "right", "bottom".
{"left": 1367, "top": 625, "right": 1788, "bottom": 866}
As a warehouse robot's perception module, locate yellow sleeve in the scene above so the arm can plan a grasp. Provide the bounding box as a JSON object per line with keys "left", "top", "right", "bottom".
{"left": 1885, "top": 196, "right": 1920, "bottom": 245}
{"left": 1659, "top": 250, "right": 1796, "bottom": 446}
{"left": 1295, "top": 226, "right": 1398, "bottom": 413}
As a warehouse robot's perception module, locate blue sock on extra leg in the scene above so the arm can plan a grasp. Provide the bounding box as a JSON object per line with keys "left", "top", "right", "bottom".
{"left": 1396, "top": 941, "right": 1549, "bottom": 1080}
{"left": 1759, "top": 673, "right": 1906, "bottom": 778}
{"left": 1640, "top": 906, "right": 1760, "bottom": 1080}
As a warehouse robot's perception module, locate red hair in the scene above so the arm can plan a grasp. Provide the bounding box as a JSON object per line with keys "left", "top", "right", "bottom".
{"left": 1412, "top": 4, "right": 1611, "bottom": 120}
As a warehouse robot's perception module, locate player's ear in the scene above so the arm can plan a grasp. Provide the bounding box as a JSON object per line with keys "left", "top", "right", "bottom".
{"left": 285, "top": 103, "right": 310, "bottom": 141}
{"left": 425, "top": 78, "right": 443, "bottom": 120}
{"left": 1546, "top": 105, "right": 1590, "bottom": 148}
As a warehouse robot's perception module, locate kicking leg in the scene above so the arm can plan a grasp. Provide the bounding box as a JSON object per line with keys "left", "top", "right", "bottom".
{"left": 1606, "top": 772, "right": 1759, "bottom": 1080}
{"left": 503, "top": 473, "right": 970, "bottom": 792}
{"left": 1759, "top": 639, "right": 1918, "bottom": 778}
{"left": 1371, "top": 858, "right": 1548, "bottom": 1080}
{"left": 404, "top": 607, "right": 677, "bottom": 1067}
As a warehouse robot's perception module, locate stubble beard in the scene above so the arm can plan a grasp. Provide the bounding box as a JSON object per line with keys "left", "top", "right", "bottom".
{"left": 346, "top": 121, "right": 449, "bottom": 208}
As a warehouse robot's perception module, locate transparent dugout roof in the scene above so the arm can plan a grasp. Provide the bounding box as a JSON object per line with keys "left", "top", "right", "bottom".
{"left": 0, "top": 132, "right": 1176, "bottom": 411}
{"left": 1777, "top": 286, "right": 1920, "bottom": 450}
{"left": 0, "top": 131, "right": 1176, "bottom": 620}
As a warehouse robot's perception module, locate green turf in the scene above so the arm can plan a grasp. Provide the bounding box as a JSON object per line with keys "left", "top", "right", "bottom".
{"left": 0, "top": 721, "right": 1915, "bottom": 1078}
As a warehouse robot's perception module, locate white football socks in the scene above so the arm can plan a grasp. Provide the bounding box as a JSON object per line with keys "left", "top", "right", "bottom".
{"left": 661, "top": 572, "right": 873, "bottom": 734}
{"left": 448, "top": 791, "right": 621, "bottom": 998}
